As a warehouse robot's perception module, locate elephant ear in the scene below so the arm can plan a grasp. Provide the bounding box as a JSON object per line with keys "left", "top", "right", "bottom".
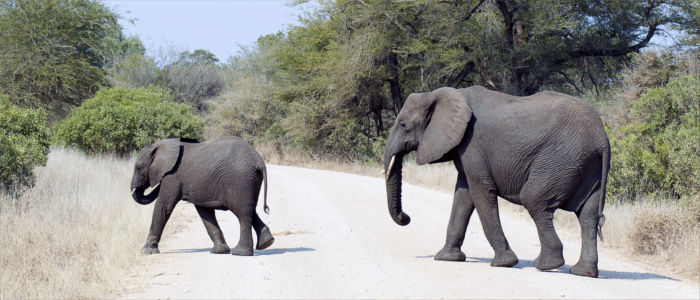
{"left": 416, "top": 87, "right": 472, "bottom": 165}
{"left": 148, "top": 140, "right": 181, "bottom": 187}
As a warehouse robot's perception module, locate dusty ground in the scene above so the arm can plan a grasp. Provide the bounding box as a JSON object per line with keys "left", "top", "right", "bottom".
{"left": 120, "top": 165, "right": 700, "bottom": 299}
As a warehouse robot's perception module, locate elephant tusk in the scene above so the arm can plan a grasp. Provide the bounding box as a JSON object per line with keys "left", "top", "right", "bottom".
{"left": 385, "top": 155, "right": 396, "bottom": 182}
{"left": 131, "top": 188, "right": 136, "bottom": 195}
{"left": 143, "top": 182, "right": 161, "bottom": 197}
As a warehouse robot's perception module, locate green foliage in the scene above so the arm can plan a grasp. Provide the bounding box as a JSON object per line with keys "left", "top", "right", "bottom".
{"left": 0, "top": 0, "right": 122, "bottom": 120}
{"left": 210, "top": 0, "right": 697, "bottom": 162}
{"left": 56, "top": 87, "right": 203, "bottom": 156}
{"left": 608, "top": 76, "right": 700, "bottom": 200}
{"left": 0, "top": 95, "right": 50, "bottom": 193}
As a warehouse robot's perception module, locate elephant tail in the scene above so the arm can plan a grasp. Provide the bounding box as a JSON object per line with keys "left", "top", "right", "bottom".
{"left": 262, "top": 165, "right": 269, "bottom": 214}
{"left": 597, "top": 141, "right": 610, "bottom": 242}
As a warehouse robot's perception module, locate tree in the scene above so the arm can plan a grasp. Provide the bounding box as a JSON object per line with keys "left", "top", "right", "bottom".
{"left": 108, "top": 35, "right": 161, "bottom": 89}
{"left": 334, "top": 0, "right": 698, "bottom": 97}
{"left": 213, "top": 0, "right": 699, "bottom": 160}
{"left": 0, "top": 0, "right": 122, "bottom": 120}
{"left": 161, "top": 49, "right": 224, "bottom": 111}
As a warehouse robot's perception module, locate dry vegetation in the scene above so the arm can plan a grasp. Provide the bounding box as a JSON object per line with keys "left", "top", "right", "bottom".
{"left": 260, "top": 143, "right": 699, "bottom": 283}
{"left": 0, "top": 148, "right": 161, "bottom": 299}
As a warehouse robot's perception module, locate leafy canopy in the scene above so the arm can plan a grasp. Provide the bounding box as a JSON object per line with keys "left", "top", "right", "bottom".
{"left": 210, "top": 0, "right": 698, "bottom": 161}
{"left": 0, "top": 0, "right": 123, "bottom": 120}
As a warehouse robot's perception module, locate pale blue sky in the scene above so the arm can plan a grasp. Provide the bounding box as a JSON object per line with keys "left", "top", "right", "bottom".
{"left": 104, "top": 1, "right": 309, "bottom": 62}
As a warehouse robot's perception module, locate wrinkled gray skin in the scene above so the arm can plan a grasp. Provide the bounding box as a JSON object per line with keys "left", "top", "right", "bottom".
{"left": 384, "top": 86, "right": 610, "bottom": 278}
{"left": 130, "top": 137, "right": 274, "bottom": 256}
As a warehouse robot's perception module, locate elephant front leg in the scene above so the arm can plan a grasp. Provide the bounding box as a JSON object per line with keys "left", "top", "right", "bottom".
{"left": 435, "top": 173, "right": 473, "bottom": 262}
{"left": 143, "top": 196, "right": 180, "bottom": 254}
{"left": 195, "top": 206, "right": 230, "bottom": 254}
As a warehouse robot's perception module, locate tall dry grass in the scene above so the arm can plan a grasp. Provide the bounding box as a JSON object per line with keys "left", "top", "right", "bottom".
{"left": 259, "top": 144, "right": 699, "bottom": 282}
{"left": 553, "top": 198, "right": 700, "bottom": 281}
{"left": 0, "top": 148, "right": 153, "bottom": 299}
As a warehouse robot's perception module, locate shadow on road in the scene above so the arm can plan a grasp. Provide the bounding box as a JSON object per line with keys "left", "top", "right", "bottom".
{"left": 163, "top": 247, "right": 316, "bottom": 255}
{"left": 255, "top": 247, "right": 316, "bottom": 255}
{"left": 163, "top": 248, "right": 211, "bottom": 254}
{"left": 416, "top": 255, "right": 678, "bottom": 281}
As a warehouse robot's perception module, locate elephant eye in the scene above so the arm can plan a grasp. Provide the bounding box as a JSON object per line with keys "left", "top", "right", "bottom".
{"left": 399, "top": 120, "right": 407, "bottom": 130}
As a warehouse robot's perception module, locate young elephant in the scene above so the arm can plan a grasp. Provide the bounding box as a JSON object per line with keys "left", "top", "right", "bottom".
{"left": 130, "top": 137, "right": 274, "bottom": 256}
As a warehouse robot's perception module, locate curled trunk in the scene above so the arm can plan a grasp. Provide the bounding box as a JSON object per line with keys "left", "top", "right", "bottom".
{"left": 385, "top": 154, "right": 410, "bottom": 226}
{"left": 132, "top": 185, "right": 160, "bottom": 205}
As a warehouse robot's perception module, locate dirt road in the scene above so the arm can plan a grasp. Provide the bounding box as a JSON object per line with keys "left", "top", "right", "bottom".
{"left": 121, "top": 165, "right": 699, "bottom": 299}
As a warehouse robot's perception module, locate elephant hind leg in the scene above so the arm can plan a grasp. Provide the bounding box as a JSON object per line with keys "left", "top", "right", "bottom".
{"left": 231, "top": 208, "right": 254, "bottom": 256}
{"left": 530, "top": 210, "right": 565, "bottom": 271}
{"left": 470, "top": 185, "right": 518, "bottom": 267}
{"left": 520, "top": 176, "right": 566, "bottom": 271}
{"left": 253, "top": 212, "right": 274, "bottom": 250}
{"left": 570, "top": 187, "right": 601, "bottom": 278}
{"left": 195, "top": 206, "right": 230, "bottom": 254}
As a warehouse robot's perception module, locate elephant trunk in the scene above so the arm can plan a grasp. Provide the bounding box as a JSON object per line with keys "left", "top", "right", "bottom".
{"left": 131, "top": 184, "right": 160, "bottom": 205}
{"left": 384, "top": 153, "right": 411, "bottom": 226}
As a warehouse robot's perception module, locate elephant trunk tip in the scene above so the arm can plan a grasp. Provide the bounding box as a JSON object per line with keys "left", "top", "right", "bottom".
{"left": 393, "top": 212, "right": 411, "bottom": 226}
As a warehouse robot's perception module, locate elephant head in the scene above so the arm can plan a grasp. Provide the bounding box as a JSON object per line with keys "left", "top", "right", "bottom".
{"left": 384, "top": 87, "right": 472, "bottom": 225}
{"left": 130, "top": 139, "right": 182, "bottom": 205}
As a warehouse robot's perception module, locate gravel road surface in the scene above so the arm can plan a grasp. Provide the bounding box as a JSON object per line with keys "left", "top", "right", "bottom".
{"left": 121, "top": 165, "right": 699, "bottom": 299}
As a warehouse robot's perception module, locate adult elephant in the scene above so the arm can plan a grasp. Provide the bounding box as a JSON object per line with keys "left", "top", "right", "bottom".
{"left": 130, "top": 137, "right": 274, "bottom": 256}
{"left": 383, "top": 86, "right": 610, "bottom": 278}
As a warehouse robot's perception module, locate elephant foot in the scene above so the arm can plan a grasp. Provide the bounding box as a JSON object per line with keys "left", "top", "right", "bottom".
{"left": 434, "top": 246, "right": 466, "bottom": 262}
{"left": 231, "top": 245, "right": 254, "bottom": 256}
{"left": 534, "top": 253, "right": 565, "bottom": 271}
{"left": 570, "top": 261, "right": 598, "bottom": 278}
{"left": 256, "top": 226, "right": 275, "bottom": 250}
{"left": 210, "top": 243, "right": 230, "bottom": 254}
{"left": 141, "top": 243, "right": 160, "bottom": 255}
{"left": 490, "top": 249, "right": 518, "bottom": 267}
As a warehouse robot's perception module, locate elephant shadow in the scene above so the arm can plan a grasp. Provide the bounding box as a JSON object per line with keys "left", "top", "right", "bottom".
{"left": 417, "top": 255, "right": 679, "bottom": 281}
{"left": 255, "top": 247, "right": 315, "bottom": 255}
{"left": 164, "top": 247, "right": 315, "bottom": 256}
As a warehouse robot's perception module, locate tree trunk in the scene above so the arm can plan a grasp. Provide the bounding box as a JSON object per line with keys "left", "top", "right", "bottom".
{"left": 386, "top": 52, "right": 404, "bottom": 116}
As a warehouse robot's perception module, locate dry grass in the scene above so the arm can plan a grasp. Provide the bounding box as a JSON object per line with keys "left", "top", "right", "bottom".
{"left": 0, "top": 148, "right": 160, "bottom": 299}
{"left": 553, "top": 198, "right": 700, "bottom": 281}
{"left": 259, "top": 144, "right": 699, "bottom": 282}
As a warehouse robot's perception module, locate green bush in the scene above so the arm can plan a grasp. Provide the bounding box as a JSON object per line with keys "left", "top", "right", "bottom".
{"left": 56, "top": 87, "right": 204, "bottom": 156}
{"left": 0, "top": 95, "right": 50, "bottom": 193}
{"left": 609, "top": 76, "right": 700, "bottom": 200}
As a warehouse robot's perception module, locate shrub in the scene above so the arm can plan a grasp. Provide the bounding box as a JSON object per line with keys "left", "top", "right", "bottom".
{"left": 56, "top": 87, "right": 203, "bottom": 156}
{"left": 0, "top": 95, "right": 50, "bottom": 194}
{"left": 608, "top": 76, "right": 700, "bottom": 200}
